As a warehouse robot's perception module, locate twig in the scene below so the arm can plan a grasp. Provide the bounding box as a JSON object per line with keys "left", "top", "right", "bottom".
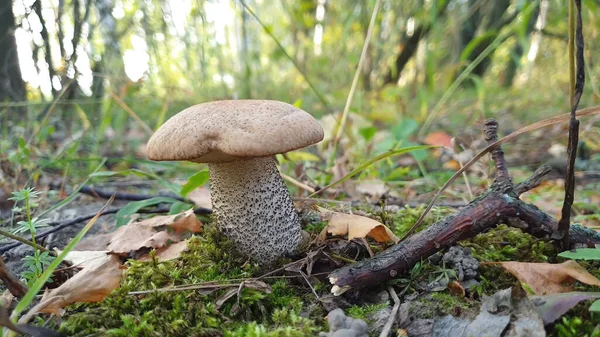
{"left": 327, "top": 118, "right": 600, "bottom": 293}
{"left": 0, "top": 257, "right": 28, "bottom": 298}
{"left": 514, "top": 165, "right": 553, "bottom": 195}
{"left": 379, "top": 286, "right": 401, "bottom": 337}
{"left": 0, "top": 229, "right": 48, "bottom": 253}
{"left": 282, "top": 174, "right": 316, "bottom": 193}
{"left": 400, "top": 106, "right": 600, "bottom": 242}
{"left": 484, "top": 119, "right": 511, "bottom": 184}
{"left": 56, "top": 184, "right": 186, "bottom": 202}
{"left": 558, "top": 0, "right": 585, "bottom": 250}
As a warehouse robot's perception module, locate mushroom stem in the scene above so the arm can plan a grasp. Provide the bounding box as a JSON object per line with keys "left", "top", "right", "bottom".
{"left": 208, "top": 157, "right": 303, "bottom": 264}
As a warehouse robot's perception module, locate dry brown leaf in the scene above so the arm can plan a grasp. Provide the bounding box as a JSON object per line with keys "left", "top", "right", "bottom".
{"left": 73, "top": 233, "right": 114, "bottom": 251}
{"left": 187, "top": 187, "right": 212, "bottom": 209}
{"left": 488, "top": 260, "right": 600, "bottom": 295}
{"left": 32, "top": 254, "right": 123, "bottom": 315}
{"left": 107, "top": 225, "right": 180, "bottom": 254}
{"left": 317, "top": 208, "right": 399, "bottom": 243}
{"left": 136, "top": 209, "right": 203, "bottom": 234}
{"left": 138, "top": 241, "right": 189, "bottom": 262}
{"left": 62, "top": 250, "right": 113, "bottom": 268}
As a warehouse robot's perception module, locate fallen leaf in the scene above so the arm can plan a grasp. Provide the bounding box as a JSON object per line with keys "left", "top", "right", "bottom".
{"left": 137, "top": 208, "right": 203, "bottom": 234}
{"left": 355, "top": 180, "right": 388, "bottom": 198}
{"left": 530, "top": 291, "right": 600, "bottom": 325}
{"left": 31, "top": 253, "right": 123, "bottom": 315}
{"left": 108, "top": 226, "right": 180, "bottom": 254}
{"left": 486, "top": 260, "right": 600, "bottom": 295}
{"left": 74, "top": 232, "right": 114, "bottom": 251}
{"left": 448, "top": 281, "right": 465, "bottom": 297}
{"left": 424, "top": 131, "right": 453, "bottom": 148}
{"left": 138, "top": 241, "right": 190, "bottom": 262}
{"left": 317, "top": 207, "right": 399, "bottom": 243}
{"left": 62, "top": 250, "right": 113, "bottom": 268}
{"left": 187, "top": 188, "right": 212, "bottom": 209}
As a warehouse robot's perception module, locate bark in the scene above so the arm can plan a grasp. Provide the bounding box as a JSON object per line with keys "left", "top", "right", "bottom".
{"left": 0, "top": 0, "right": 26, "bottom": 103}
{"left": 33, "top": 0, "right": 58, "bottom": 97}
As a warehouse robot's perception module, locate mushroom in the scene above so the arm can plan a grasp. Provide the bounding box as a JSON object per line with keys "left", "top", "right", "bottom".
{"left": 146, "top": 100, "right": 324, "bottom": 264}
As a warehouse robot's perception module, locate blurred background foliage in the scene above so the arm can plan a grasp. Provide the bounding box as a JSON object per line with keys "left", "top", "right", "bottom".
{"left": 1, "top": 0, "right": 599, "bottom": 187}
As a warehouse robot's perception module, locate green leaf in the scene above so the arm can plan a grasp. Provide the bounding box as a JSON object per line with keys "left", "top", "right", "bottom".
{"left": 115, "top": 197, "right": 180, "bottom": 228}
{"left": 385, "top": 166, "right": 411, "bottom": 181}
{"left": 359, "top": 126, "right": 377, "bottom": 142}
{"left": 589, "top": 299, "right": 600, "bottom": 312}
{"left": 180, "top": 170, "right": 210, "bottom": 197}
{"left": 558, "top": 248, "right": 600, "bottom": 261}
{"left": 391, "top": 119, "right": 418, "bottom": 141}
{"left": 285, "top": 151, "right": 320, "bottom": 162}
{"left": 169, "top": 201, "right": 194, "bottom": 215}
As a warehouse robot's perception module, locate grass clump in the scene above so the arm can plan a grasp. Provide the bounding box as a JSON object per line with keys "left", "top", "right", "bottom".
{"left": 58, "top": 226, "right": 324, "bottom": 336}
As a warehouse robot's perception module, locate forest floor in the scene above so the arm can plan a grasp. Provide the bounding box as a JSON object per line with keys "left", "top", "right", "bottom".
{"left": 2, "top": 110, "right": 600, "bottom": 337}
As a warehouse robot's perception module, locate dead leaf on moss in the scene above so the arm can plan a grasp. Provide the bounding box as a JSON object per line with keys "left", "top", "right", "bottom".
{"left": 105, "top": 209, "right": 202, "bottom": 255}
{"left": 30, "top": 253, "right": 123, "bottom": 315}
{"left": 138, "top": 241, "right": 190, "bottom": 262}
{"left": 139, "top": 208, "right": 203, "bottom": 234}
{"left": 485, "top": 260, "right": 600, "bottom": 295}
{"left": 108, "top": 226, "right": 180, "bottom": 254}
{"left": 73, "top": 209, "right": 202, "bottom": 255}
{"left": 317, "top": 207, "right": 399, "bottom": 243}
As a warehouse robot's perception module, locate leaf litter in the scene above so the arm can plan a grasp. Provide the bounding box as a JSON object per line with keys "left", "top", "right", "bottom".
{"left": 24, "top": 209, "right": 203, "bottom": 315}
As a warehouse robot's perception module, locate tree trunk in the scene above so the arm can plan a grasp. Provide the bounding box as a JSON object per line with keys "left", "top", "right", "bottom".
{"left": 0, "top": 0, "right": 26, "bottom": 104}
{"left": 501, "top": 4, "right": 541, "bottom": 87}
{"left": 459, "top": 0, "right": 511, "bottom": 80}
{"left": 382, "top": 0, "right": 449, "bottom": 85}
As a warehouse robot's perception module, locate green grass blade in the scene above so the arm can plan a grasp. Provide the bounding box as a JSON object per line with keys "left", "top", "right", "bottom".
{"left": 10, "top": 196, "right": 115, "bottom": 324}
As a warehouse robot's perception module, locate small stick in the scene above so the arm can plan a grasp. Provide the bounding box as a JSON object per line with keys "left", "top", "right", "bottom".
{"left": 0, "top": 257, "right": 28, "bottom": 298}
{"left": 379, "top": 286, "right": 401, "bottom": 337}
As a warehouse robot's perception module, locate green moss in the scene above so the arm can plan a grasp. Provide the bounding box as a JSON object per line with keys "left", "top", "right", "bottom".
{"left": 58, "top": 225, "right": 324, "bottom": 336}
{"left": 550, "top": 314, "right": 600, "bottom": 337}
{"left": 345, "top": 302, "right": 389, "bottom": 321}
{"left": 458, "top": 225, "right": 556, "bottom": 294}
{"left": 466, "top": 225, "right": 555, "bottom": 263}
{"left": 409, "top": 292, "right": 473, "bottom": 319}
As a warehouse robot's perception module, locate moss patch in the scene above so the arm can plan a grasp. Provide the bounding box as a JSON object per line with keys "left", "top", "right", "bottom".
{"left": 58, "top": 226, "right": 326, "bottom": 336}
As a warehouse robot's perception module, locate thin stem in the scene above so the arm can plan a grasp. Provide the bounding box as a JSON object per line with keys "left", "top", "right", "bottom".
{"left": 328, "top": 0, "right": 382, "bottom": 169}
{"left": 568, "top": 0, "right": 575, "bottom": 108}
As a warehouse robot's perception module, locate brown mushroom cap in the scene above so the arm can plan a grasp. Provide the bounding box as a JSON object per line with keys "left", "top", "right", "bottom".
{"left": 147, "top": 100, "right": 324, "bottom": 163}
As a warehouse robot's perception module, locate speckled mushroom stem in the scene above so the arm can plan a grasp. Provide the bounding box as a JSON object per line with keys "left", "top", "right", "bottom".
{"left": 208, "top": 157, "right": 303, "bottom": 265}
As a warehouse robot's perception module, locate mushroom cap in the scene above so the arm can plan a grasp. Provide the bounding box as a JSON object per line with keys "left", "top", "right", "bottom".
{"left": 147, "top": 100, "right": 324, "bottom": 163}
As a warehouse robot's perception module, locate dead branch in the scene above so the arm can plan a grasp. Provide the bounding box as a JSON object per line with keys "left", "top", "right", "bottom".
{"left": 0, "top": 256, "right": 28, "bottom": 297}
{"left": 328, "top": 118, "right": 599, "bottom": 293}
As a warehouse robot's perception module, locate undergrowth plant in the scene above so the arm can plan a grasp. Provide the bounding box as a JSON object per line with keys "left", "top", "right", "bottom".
{"left": 8, "top": 187, "right": 53, "bottom": 284}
